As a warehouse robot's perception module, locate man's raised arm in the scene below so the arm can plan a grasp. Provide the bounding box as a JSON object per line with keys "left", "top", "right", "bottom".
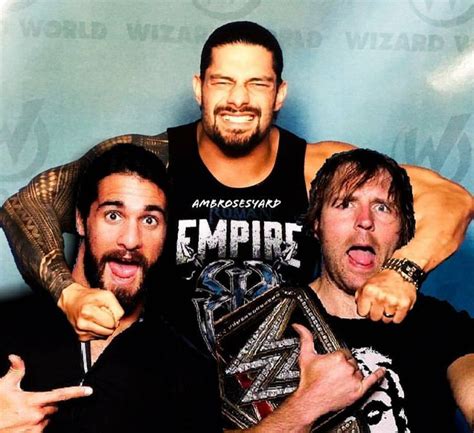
{"left": 0, "top": 132, "right": 169, "bottom": 338}
{"left": 305, "top": 141, "right": 473, "bottom": 323}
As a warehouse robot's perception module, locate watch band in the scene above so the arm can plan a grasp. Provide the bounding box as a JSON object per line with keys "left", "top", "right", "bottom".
{"left": 381, "top": 258, "right": 426, "bottom": 289}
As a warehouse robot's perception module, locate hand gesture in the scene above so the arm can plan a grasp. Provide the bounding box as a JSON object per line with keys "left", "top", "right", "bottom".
{"left": 355, "top": 269, "right": 416, "bottom": 324}
{"left": 57, "top": 282, "right": 124, "bottom": 341}
{"left": 289, "top": 324, "right": 385, "bottom": 426}
{"left": 0, "top": 355, "right": 93, "bottom": 433}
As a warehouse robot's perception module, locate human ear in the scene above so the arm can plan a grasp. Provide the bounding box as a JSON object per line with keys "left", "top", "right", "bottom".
{"left": 192, "top": 74, "right": 203, "bottom": 106}
{"left": 76, "top": 209, "right": 85, "bottom": 237}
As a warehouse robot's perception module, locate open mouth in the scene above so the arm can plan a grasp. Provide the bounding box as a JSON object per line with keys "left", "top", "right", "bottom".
{"left": 346, "top": 245, "right": 376, "bottom": 268}
{"left": 107, "top": 260, "right": 141, "bottom": 281}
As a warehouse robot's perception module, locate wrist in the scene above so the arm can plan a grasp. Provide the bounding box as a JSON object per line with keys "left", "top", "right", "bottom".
{"left": 57, "top": 283, "right": 84, "bottom": 309}
{"left": 281, "top": 389, "right": 324, "bottom": 429}
{"left": 381, "top": 258, "right": 426, "bottom": 290}
{"left": 40, "top": 249, "right": 75, "bottom": 302}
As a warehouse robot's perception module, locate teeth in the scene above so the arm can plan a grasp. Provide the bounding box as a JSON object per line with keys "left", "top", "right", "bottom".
{"left": 222, "top": 115, "right": 254, "bottom": 123}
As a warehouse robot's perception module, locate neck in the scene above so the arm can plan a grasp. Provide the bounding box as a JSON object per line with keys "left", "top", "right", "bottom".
{"left": 309, "top": 273, "right": 364, "bottom": 320}
{"left": 73, "top": 243, "right": 143, "bottom": 364}
{"left": 196, "top": 121, "right": 279, "bottom": 187}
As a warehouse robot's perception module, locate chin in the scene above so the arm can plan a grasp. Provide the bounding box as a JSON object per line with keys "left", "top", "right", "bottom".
{"left": 341, "top": 277, "right": 365, "bottom": 295}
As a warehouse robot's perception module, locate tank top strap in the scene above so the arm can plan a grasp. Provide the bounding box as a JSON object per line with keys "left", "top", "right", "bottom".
{"left": 274, "top": 127, "right": 307, "bottom": 175}
{"left": 167, "top": 121, "right": 200, "bottom": 168}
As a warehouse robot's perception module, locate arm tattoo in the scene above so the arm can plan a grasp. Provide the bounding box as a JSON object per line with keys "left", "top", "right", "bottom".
{"left": 0, "top": 132, "right": 169, "bottom": 301}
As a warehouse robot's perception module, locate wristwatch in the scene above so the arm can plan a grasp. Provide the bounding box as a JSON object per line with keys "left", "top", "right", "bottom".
{"left": 381, "top": 258, "right": 426, "bottom": 290}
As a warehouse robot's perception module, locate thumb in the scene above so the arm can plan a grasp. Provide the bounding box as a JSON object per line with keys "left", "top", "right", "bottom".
{"left": 5, "top": 354, "right": 26, "bottom": 388}
{"left": 292, "top": 323, "right": 317, "bottom": 358}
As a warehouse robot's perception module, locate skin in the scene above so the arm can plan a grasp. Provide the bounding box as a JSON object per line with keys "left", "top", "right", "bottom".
{"left": 311, "top": 172, "right": 403, "bottom": 320}
{"left": 76, "top": 173, "right": 166, "bottom": 297}
{"left": 4, "top": 38, "right": 470, "bottom": 432}
{"left": 74, "top": 172, "right": 167, "bottom": 361}
{"left": 0, "top": 172, "right": 168, "bottom": 433}
{"left": 447, "top": 353, "right": 474, "bottom": 428}
{"left": 64, "top": 173, "right": 167, "bottom": 341}
{"left": 0, "top": 355, "right": 92, "bottom": 433}
{"left": 305, "top": 142, "right": 473, "bottom": 323}
{"left": 59, "top": 41, "right": 473, "bottom": 338}
{"left": 227, "top": 324, "right": 385, "bottom": 433}
{"left": 192, "top": 43, "right": 287, "bottom": 188}
{"left": 311, "top": 172, "right": 474, "bottom": 428}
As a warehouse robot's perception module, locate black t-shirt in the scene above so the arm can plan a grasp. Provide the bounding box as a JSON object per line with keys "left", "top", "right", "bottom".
{"left": 0, "top": 293, "right": 222, "bottom": 433}
{"left": 318, "top": 293, "right": 474, "bottom": 433}
{"left": 162, "top": 121, "right": 317, "bottom": 351}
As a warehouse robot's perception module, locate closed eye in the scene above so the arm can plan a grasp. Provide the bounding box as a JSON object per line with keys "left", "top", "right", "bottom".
{"left": 210, "top": 78, "right": 233, "bottom": 86}
{"left": 249, "top": 81, "right": 271, "bottom": 88}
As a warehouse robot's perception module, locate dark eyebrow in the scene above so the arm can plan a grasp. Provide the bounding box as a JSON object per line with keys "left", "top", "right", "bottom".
{"left": 248, "top": 76, "right": 274, "bottom": 83}
{"left": 209, "top": 74, "right": 274, "bottom": 83}
{"left": 209, "top": 74, "right": 234, "bottom": 81}
{"left": 144, "top": 205, "right": 166, "bottom": 215}
{"left": 97, "top": 201, "right": 166, "bottom": 215}
{"left": 372, "top": 198, "right": 390, "bottom": 205}
{"left": 98, "top": 200, "right": 123, "bottom": 209}
{"left": 330, "top": 193, "right": 353, "bottom": 205}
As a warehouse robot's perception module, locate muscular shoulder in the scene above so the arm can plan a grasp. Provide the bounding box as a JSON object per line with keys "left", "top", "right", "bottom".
{"left": 304, "top": 140, "right": 355, "bottom": 193}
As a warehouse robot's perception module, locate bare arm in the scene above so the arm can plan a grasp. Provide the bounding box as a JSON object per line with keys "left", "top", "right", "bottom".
{"left": 0, "top": 132, "right": 168, "bottom": 338}
{"left": 305, "top": 141, "right": 473, "bottom": 323}
{"left": 227, "top": 324, "right": 384, "bottom": 433}
{"left": 0, "top": 355, "right": 92, "bottom": 433}
{"left": 447, "top": 353, "right": 474, "bottom": 428}
{"left": 394, "top": 164, "right": 473, "bottom": 271}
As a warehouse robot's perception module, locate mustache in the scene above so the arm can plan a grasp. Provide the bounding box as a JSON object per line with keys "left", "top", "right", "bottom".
{"left": 100, "top": 250, "right": 148, "bottom": 268}
{"left": 214, "top": 105, "right": 261, "bottom": 116}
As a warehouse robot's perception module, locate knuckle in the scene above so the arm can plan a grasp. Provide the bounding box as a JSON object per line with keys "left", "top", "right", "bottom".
{"left": 361, "top": 285, "right": 375, "bottom": 297}
{"left": 333, "top": 351, "right": 346, "bottom": 363}
{"left": 374, "top": 291, "right": 390, "bottom": 303}
{"left": 30, "top": 409, "right": 46, "bottom": 424}
{"left": 103, "top": 291, "right": 117, "bottom": 302}
{"left": 76, "top": 318, "right": 87, "bottom": 329}
{"left": 81, "top": 306, "right": 93, "bottom": 320}
{"left": 386, "top": 295, "right": 399, "bottom": 306}
{"left": 398, "top": 299, "right": 411, "bottom": 310}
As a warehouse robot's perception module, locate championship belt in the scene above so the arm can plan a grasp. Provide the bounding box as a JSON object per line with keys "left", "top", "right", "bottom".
{"left": 215, "top": 285, "right": 365, "bottom": 433}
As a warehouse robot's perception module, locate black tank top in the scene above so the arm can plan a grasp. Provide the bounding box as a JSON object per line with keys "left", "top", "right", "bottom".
{"left": 167, "top": 121, "right": 315, "bottom": 349}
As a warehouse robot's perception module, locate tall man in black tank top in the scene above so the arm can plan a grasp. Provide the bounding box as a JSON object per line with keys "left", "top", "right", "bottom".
{"left": 167, "top": 121, "right": 312, "bottom": 349}
{"left": 162, "top": 22, "right": 472, "bottom": 351}
{"left": 1, "top": 22, "right": 472, "bottom": 356}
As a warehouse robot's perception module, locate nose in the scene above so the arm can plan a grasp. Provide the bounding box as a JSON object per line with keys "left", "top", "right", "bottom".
{"left": 117, "top": 220, "right": 142, "bottom": 251}
{"left": 354, "top": 205, "right": 375, "bottom": 231}
{"left": 227, "top": 83, "right": 250, "bottom": 108}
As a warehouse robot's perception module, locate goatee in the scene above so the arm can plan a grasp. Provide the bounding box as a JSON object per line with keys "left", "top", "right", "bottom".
{"left": 83, "top": 239, "right": 149, "bottom": 316}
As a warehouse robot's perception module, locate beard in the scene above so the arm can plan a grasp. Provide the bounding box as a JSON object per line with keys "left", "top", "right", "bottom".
{"left": 83, "top": 238, "right": 150, "bottom": 316}
{"left": 202, "top": 104, "right": 272, "bottom": 157}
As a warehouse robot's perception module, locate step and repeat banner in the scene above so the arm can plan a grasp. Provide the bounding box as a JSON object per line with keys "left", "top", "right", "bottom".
{"left": 1, "top": 0, "right": 473, "bottom": 316}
